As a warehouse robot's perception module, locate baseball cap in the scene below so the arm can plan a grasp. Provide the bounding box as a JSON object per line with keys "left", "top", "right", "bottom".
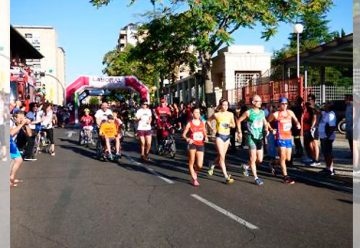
{"left": 107, "top": 114, "right": 114, "bottom": 120}
{"left": 141, "top": 99, "right": 149, "bottom": 105}
{"left": 84, "top": 108, "right": 90, "bottom": 112}
{"left": 160, "top": 97, "right": 166, "bottom": 103}
{"left": 279, "top": 97, "right": 288, "bottom": 104}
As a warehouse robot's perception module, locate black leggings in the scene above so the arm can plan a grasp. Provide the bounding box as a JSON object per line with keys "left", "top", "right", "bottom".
{"left": 44, "top": 128, "right": 55, "bottom": 145}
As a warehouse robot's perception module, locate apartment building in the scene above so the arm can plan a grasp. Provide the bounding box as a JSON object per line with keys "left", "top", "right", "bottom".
{"left": 14, "top": 25, "right": 66, "bottom": 105}
{"left": 117, "top": 23, "right": 138, "bottom": 51}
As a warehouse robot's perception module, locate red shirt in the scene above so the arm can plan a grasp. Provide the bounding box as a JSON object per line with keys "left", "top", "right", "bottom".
{"left": 80, "top": 115, "right": 94, "bottom": 127}
{"left": 189, "top": 120, "right": 206, "bottom": 146}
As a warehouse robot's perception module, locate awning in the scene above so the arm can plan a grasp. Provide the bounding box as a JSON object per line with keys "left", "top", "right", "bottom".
{"left": 283, "top": 34, "right": 353, "bottom": 67}
{"left": 10, "top": 26, "right": 44, "bottom": 59}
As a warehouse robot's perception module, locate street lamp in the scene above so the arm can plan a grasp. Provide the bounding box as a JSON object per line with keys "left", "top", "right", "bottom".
{"left": 294, "top": 23, "right": 304, "bottom": 78}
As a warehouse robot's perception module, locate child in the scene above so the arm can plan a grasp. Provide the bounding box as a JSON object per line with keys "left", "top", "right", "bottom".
{"left": 99, "top": 114, "right": 121, "bottom": 160}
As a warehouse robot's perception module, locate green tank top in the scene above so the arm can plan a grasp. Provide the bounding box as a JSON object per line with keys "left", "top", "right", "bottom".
{"left": 247, "top": 109, "right": 265, "bottom": 140}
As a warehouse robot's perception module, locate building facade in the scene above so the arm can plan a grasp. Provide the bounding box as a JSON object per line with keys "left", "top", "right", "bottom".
{"left": 166, "top": 45, "right": 271, "bottom": 105}
{"left": 117, "top": 23, "right": 138, "bottom": 51}
{"left": 14, "top": 26, "right": 66, "bottom": 105}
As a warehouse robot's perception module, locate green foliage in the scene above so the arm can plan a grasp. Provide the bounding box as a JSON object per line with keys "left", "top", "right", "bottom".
{"left": 88, "top": 96, "right": 100, "bottom": 106}
{"left": 102, "top": 45, "right": 155, "bottom": 87}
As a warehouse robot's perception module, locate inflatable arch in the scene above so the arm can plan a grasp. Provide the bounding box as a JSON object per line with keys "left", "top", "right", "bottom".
{"left": 66, "top": 75, "right": 149, "bottom": 124}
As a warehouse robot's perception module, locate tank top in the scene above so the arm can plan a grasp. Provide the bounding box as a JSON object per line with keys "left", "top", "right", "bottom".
{"left": 189, "top": 120, "right": 206, "bottom": 146}
{"left": 216, "top": 111, "right": 233, "bottom": 135}
{"left": 247, "top": 109, "right": 265, "bottom": 140}
{"left": 275, "top": 110, "right": 292, "bottom": 140}
{"left": 303, "top": 109, "right": 313, "bottom": 131}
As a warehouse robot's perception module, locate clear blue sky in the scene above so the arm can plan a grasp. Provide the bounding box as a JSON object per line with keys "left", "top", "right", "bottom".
{"left": 10, "top": 0, "right": 353, "bottom": 86}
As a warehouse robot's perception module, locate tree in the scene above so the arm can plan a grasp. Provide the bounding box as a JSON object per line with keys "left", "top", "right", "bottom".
{"left": 102, "top": 44, "right": 155, "bottom": 87}
{"left": 273, "top": 1, "right": 336, "bottom": 67}
{"left": 91, "top": 0, "right": 333, "bottom": 107}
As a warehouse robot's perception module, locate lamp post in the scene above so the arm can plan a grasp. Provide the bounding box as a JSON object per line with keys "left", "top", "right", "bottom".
{"left": 42, "top": 73, "right": 66, "bottom": 106}
{"left": 294, "top": 23, "right": 304, "bottom": 78}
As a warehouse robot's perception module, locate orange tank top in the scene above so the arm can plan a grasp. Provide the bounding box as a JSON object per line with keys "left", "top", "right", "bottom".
{"left": 276, "top": 110, "right": 292, "bottom": 140}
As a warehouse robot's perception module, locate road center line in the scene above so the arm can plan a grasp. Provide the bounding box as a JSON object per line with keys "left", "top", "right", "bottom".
{"left": 123, "top": 154, "right": 174, "bottom": 184}
{"left": 191, "top": 194, "right": 259, "bottom": 230}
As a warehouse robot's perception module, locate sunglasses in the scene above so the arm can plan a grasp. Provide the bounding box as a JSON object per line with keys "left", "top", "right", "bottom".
{"left": 281, "top": 103, "right": 288, "bottom": 105}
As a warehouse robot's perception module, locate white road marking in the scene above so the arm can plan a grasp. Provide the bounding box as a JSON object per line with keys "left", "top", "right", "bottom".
{"left": 123, "top": 154, "right": 174, "bottom": 184}
{"left": 191, "top": 194, "right": 259, "bottom": 230}
{"left": 66, "top": 131, "right": 76, "bottom": 138}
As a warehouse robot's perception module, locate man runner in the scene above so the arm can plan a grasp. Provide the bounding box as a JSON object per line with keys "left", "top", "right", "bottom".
{"left": 237, "top": 95, "right": 269, "bottom": 186}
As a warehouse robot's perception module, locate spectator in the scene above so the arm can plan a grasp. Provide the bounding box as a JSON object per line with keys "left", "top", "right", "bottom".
{"left": 291, "top": 96, "right": 304, "bottom": 158}
{"left": 345, "top": 94, "right": 353, "bottom": 153}
{"left": 319, "top": 102, "right": 337, "bottom": 176}
{"left": 10, "top": 111, "right": 31, "bottom": 187}
{"left": 307, "top": 94, "right": 321, "bottom": 163}
{"left": 39, "top": 103, "right": 56, "bottom": 156}
{"left": 23, "top": 103, "right": 41, "bottom": 161}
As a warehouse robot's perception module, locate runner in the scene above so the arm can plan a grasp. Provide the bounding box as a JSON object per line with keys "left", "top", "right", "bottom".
{"left": 182, "top": 107, "right": 208, "bottom": 186}
{"left": 237, "top": 95, "right": 268, "bottom": 186}
{"left": 135, "top": 99, "right": 153, "bottom": 161}
{"left": 207, "top": 99, "right": 235, "bottom": 184}
{"left": 268, "top": 97, "right": 301, "bottom": 184}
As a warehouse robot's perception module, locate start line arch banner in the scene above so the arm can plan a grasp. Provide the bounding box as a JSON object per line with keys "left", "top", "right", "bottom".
{"left": 66, "top": 75, "right": 149, "bottom": 124}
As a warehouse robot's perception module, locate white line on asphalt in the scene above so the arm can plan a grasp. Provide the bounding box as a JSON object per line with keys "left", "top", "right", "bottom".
{"left": 66, "top": 131, "right": 76, "bottom": 138}
{"left": 123, "top": 154, "right": 174, "bottom": 184}
{"left": 191, "top": 194, "right": 259, "bottom": 230}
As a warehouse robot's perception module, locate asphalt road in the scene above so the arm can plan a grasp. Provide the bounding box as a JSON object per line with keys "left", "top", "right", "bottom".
{"left": 11, "top": 128, "right": 353, "bottom": 248}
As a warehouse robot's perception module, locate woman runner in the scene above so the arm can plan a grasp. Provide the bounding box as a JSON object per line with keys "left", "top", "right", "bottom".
{"left": 182, "top": 107, "right": 208, "bottom": 186}
{"left": 207, "top": 99, "right": 235, "bottom": 184}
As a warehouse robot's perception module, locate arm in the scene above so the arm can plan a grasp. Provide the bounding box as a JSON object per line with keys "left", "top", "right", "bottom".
{"left": 236, "top": 111, "right": 249, "bottom": 133}
{"left": 206, "top": 113, "right": 217, "bottom": 133}
{"left": 229, "top": 113, "right": 236, "bottom": 128}
{"left": 290, "top": 110, "right": 301, "bottom": 129}
{"left": 10, "top": 120, "right": 27, "bottom": 137}
{"left": 182, "top": 123, "right": 191, "bottom": 143}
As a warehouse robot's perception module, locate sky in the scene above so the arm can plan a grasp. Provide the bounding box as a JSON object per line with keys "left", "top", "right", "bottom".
{"left": 10, "top": 0, "right": 353, "bottom": 86}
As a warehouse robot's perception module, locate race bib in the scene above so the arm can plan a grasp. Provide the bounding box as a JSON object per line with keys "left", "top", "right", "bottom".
{"left": 193, "top": 132, "right": 204, "bottom": 141}
{"left": 283, "top": 122, "right": 292, "bottom": 131}
{"left": 253, "top": 120, "right": 263, "bottom": 129}
{"left": 221, "top": 122, "right": 230, "bottom": 129}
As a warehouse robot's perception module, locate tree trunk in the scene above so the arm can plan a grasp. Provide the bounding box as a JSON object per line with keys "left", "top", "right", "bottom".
{"left": 202, "top": 51, "right": 216, "bottom": 117}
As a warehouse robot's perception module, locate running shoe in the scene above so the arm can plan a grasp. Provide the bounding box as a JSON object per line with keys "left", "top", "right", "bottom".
{"left": 115, "top": 153, "right": 122, "bottom": 159}
{"left": 192, "top": 179, "right": 200, "bottom": 187}
{"left": 309, "top": 161, "right": 321, "bottom": 167}
{"left": 255, "top": 178, "right": 264, "bottom": 186}
{"left": 108, "top": 154, "right": 114, "bottom": 160}
{"left": 226, "top": 175, "right": 234, "bottom": 184}
{"left": 283, "top": 176, "right": 295, "bottom": 185}
{"left": 320, "top": 168, "right": 336, "bottom": 176}
{"left": 241, "top": 164, "right": 250, "bottom": 177}
{"left": 208, "top": 163, "right": 215, "bottom": 176}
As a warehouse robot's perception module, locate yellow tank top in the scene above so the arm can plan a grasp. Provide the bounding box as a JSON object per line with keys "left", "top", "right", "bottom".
{"left": 216, "top": 111, "right": 233, "bottom": 135}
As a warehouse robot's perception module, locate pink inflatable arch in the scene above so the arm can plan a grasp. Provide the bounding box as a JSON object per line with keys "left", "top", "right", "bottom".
{"left": 66, "top": 75, "right": 149, "bottom": 104}
{"left": 66, "top": 75, "right": 149, "bottom": 124}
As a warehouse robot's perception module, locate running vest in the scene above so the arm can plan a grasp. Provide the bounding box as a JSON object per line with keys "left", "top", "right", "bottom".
{"left": 190, "top": 120, "right": 206, "bottom": 146}
{"left": 275, "top": 110, "right": 292, "bottom": 140}
{"left": 247, "top": 109, "right": 265, "bottom": 140}
{"left": 216, "top": 112, "right": 233, "bottom": 135}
